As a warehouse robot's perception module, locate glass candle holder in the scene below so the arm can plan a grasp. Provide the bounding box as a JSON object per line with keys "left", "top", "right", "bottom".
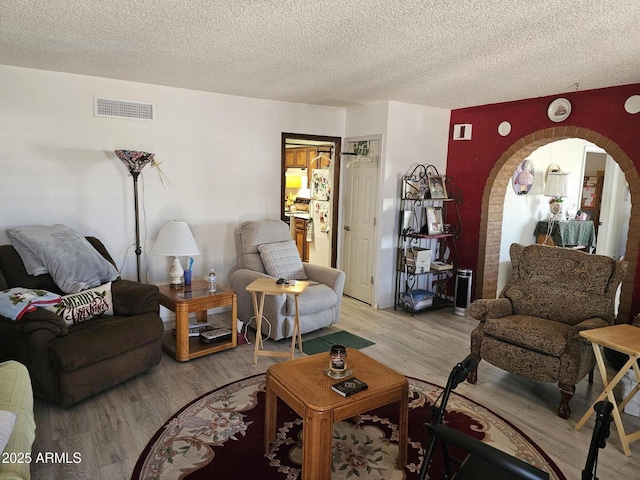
{"left": 329, "top": 344, "right": 347, "bottom": 375}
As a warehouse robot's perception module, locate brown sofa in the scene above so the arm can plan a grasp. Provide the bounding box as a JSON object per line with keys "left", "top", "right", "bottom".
{"left": 0, "top": 237, "right": 163, "bottom": 406}
{"left": 468, "top": 243, "right": 627, "bottom": 418}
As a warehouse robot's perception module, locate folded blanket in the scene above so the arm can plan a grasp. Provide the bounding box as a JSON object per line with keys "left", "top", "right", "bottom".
{"left": 0, "top": 288, "right": 62, "bottom": 320}
{"left": 6, "top": 224, "right": 119, "bottom": 294}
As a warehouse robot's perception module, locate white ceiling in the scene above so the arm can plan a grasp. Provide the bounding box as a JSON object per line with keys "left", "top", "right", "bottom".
{"left": 1, "top": 0, "right": 639, "bottom": 109}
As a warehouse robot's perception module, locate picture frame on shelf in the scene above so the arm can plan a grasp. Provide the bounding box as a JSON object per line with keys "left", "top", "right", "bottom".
{"left": 426, "top": 207, "right": 444, "bottom": 235}
{"left": 402, "top": 210, "right": 416, "bottom": 233}
{"left": 402, "top": 176, "right": 424, "bottom": 200}
{"left": 428, "top": 175, "right": 447, "bottom": 199}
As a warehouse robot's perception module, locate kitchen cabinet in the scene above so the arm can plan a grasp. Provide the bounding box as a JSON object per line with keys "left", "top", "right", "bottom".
{"left": 285, "top": 148, "right": 309, "bottom": 167}
{"left": 294, "top": 217, "right": 310, "bottom": 262}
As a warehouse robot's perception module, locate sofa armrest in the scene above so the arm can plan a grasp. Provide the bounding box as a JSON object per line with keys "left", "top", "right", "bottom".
{"left": 0, "top": 308, "right": 68, "bottom": 336}
{"left": 230, "top": 269, "right": 274, "bottom": 291}
{"left": 303, "top": 263, "right": 346, "bottom": 295}
{"left": 469, "top": 298, "right": 513, "bottom": 322}
{"left": 230, "top": 269, "right": 287, "bottom": 326}
{"left": 111, "top": 280, "right": 159, "bottom": 316}
{"left": 0, "top": 361, "right": 35, "bottom": 480}
{"left": 569, "top": 317, "right": 610, "bottom": 343}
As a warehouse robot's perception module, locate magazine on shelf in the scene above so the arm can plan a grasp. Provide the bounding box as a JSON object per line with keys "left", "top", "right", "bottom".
{"left": 431, "top": 261, "right": 453, "bottom": 271}
{"left": 174, "top": 322, "right": 214, "bottom": 337}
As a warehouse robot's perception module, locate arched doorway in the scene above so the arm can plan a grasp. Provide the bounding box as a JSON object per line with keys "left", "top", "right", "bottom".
{"left": 476, "top": 127, "right": 638, "bottom": 322}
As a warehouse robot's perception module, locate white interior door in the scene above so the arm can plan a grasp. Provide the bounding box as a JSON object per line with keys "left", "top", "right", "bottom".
{"left": 341, "top": 137, "right": 380, "bottom": 304}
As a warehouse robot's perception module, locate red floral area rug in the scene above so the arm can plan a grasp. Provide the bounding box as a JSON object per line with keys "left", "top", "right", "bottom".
{"left": 131, "top": 374, "right": 565, "bottom": 480}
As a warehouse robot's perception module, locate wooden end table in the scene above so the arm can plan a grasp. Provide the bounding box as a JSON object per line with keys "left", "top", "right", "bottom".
{"left": 157, "top": 280, "right": 237, "bottom": 361}
{"left": 245, "top": 277, "right": 308, "bottom": 363}
{"left": 265, "top": 348, "right": 409, "bottom": 479}
{"left": 575, "top": 324, "right": 640, "bottom": 456}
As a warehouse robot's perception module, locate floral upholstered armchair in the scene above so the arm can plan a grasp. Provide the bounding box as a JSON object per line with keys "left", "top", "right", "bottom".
{"left": 468, "top": 243, "right": 627, "bottom": 419}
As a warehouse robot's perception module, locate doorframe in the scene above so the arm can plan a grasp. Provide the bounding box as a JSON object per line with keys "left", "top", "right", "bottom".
{"left": 281, "top": 132, "right": 341, "bottom": 267}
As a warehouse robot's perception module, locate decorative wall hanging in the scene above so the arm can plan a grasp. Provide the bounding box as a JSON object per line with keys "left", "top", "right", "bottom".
{"left": 545, "top": 163, "right": 562, "bottom": 181}
{"left": 512, "top": 159, "right": 535, "bottom": 195}
{"left": 624, "top": 95, "right": 640, "bottom": 114}
{"left": 498, "top": 121, "right": 511, "bottom": 136}
{"left": 547, "top": 98, "right": 572, "bottom": 122}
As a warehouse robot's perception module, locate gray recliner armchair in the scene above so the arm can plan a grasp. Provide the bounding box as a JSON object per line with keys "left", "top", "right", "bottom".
{"left": 230, "top": 220, "right": 345, "bottom": 340}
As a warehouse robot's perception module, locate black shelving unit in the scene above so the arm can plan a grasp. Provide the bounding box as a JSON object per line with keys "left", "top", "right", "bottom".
{"left": 395, "top": 164, "right": 462, "bottom": 315}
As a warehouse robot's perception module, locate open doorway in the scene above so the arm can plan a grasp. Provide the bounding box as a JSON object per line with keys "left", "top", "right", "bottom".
{"left": 583, "top": 148, "right": 629, "bottom": 260}
{"left": 281, "top": 133, "right": 341, "bottom": 268}
{"left": 478, "top": 127, "right": 638, "bottom": 323}
{"left": 496, "top": 138, "right": 631, "bottom": 295}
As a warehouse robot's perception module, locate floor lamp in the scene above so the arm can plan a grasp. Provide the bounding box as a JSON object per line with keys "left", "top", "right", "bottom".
{"left": 115, "top": 149, "right": 155, "bottom": 282}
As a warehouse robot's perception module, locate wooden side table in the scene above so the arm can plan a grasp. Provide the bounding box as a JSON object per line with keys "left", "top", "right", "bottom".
{"left": 157, "top": 280, "right": 237, "bottom": 361}
{"left": 264, "top": 348, "right": 409, "bottom": 479}
{"left": 575, "top": 324, "right": 640, "bottom": 456}
{"left": 245, "top": 277, "right": 308, "bottom": 363}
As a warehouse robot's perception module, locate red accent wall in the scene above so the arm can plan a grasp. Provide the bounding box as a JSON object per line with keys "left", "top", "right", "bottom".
{"left": 446, "top": 83, "right": 640, "bottom": 316}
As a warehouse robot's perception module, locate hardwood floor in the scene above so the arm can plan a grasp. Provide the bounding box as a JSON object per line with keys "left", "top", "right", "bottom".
{"left": 31, "top": 296, "right": 640, "bottom": 479}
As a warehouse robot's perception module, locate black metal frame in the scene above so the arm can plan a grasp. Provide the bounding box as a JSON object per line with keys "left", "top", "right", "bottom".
{"left": 418, "top": 356, "right": 549, "bottom": 480}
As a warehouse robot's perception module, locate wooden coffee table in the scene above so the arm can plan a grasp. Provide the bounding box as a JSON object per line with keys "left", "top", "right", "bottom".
{"left": 264, "top": 348, "right": 409, "bottom": 479}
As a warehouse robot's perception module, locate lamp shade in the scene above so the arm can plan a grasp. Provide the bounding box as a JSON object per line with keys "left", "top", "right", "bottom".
{"left": 544, "top": 172, "right": 570, "bottom": 199}
{"left": 150, "top": 221, "right": 201, "bottom": 256}
{"left": 114, "top": 149, "right": 155, "bottom": 174}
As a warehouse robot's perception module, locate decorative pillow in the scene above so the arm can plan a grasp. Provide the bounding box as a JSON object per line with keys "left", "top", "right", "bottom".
{"left": 258, "top": 241, "right": 308, "bottom": 280}
{"left": 45, "top": 282, "right": 113, "bottom": 325}
{"left": 0, "top": 288, "right": 62, "bottom": 320}
{"left": 0, "top": 410, "right": 18, "bottom": 454}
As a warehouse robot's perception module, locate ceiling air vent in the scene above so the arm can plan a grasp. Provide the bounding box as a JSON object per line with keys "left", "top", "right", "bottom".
{"left": 94, "top": 97, "right": 155, "bottom": 121}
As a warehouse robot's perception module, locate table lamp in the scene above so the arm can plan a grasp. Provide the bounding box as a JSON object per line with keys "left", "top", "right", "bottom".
{"left": 544, "top": 172, "right": 570, "bottom": 221}
{"left": 151, "top": 221, "right": 201, "bottom": 288}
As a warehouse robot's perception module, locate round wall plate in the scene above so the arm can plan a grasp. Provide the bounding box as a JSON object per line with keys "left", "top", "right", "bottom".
{"left": 547, "top": 98, "right": 572, "bottom": 122}
{"left": 624, "top": 95, "right": 640, "bottom": 114}
{"left": 498, "top": 121, "right": 511, "bottom": 136}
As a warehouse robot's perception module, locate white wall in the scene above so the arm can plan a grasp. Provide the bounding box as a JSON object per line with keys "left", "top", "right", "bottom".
{"left": 0, "top": 65, "right": 451, "bottom": 315}
{"left": 344, "top": 101, "right": 451, "bottom": 309}
{"left": 0, "top": 65, "right": 345, "bottom": 289}
{"left": 497, "top": 138, "right": 593, "bottom": 293}
{"left": 382, "top": 102, "right": 450, "bottom": 308}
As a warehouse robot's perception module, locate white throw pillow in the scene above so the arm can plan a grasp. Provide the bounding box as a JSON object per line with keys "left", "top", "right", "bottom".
{"left": 45, "top": 282, "right": 113, "bottom": 325}
{"left": 258, "top": 241, "right": 308, "bottom": 280}
{"left": 0, "top": 410, "right": 18, "bottom": 454}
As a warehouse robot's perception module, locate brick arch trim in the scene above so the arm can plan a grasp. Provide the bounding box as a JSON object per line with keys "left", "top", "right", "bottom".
{"left": 476, "top": 126, "right": 638, "bottom": 323}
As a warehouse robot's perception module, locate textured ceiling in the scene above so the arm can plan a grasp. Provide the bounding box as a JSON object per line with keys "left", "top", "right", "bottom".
{"left": 1, "top": 0, "right": 638, "bottom": 109}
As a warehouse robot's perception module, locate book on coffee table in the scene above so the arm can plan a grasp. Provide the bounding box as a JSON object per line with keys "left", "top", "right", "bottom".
{"left": 332, "top": 377, "right": 368, "bottom": 397}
